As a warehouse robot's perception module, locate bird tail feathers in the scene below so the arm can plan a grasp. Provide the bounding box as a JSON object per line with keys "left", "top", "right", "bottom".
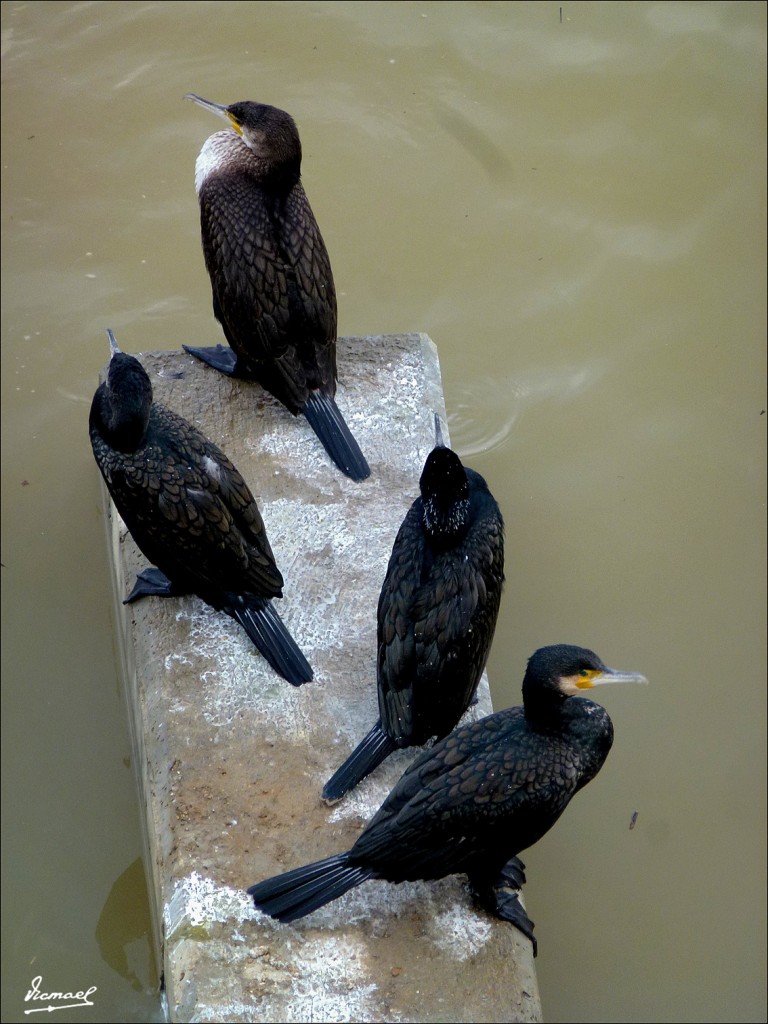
{"left": 302, "top": 391, "right": 370, "bottom": 482}
{"left": 247, "top": 853, "right": 372, "bottom": 922}
{"left": 233, "top": 599, "right": 313, "bottom": 686}
{"left": 322, "top": 722, "right": 397, "bottom": 802}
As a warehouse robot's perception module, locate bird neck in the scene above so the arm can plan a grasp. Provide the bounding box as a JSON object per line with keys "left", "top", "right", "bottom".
{"left": 255, "top": 153, "right": 301, "bottom": 194}
{"left": 196, "top": 131, "right": 301, "bottom": 196}
{"left": 523, "top": 693, "right": 614, "bottom": 759}
{"left": 522, "top": 688, "right": 570, "bottom": 729}
{"left": 421, "top": 492, "right": 470, "bottom": 546}
{"left": 237, "top": 122, "right": 302, "bottom": 192}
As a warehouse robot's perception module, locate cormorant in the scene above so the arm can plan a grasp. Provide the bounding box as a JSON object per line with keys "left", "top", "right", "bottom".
{"left": 322, "top": 415, "right": 504, "bottom": 801}
{"left": 248, "top": 644, "right": 647, "bottom": 954}
{"left": 183, "top": 92, "right": 370, "bottom": 483}
{"left": 89, "top": 330, "right": 313, "bottom": 686}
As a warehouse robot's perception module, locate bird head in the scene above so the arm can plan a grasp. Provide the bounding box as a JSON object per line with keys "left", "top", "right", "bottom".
{"left": 523, "top": 644, "right": 647, "bottom": 714}
{"left": 185, "top": 93, "right": 302, "bottom": 179}
{"left": 419, "top": 414, "right": 470, "bottom": 543}
{"left": 98, "top": 330, "right": 152, "bottom": 450}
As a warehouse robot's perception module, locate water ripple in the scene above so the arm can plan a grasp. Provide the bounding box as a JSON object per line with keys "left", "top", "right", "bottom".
{"left": 450, "top": 362, "right": 602, "bottom": 457}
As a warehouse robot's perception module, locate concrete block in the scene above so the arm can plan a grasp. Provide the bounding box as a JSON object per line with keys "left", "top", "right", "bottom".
{"left": 102, "top": 333, "right": 541, "bottom": 1023}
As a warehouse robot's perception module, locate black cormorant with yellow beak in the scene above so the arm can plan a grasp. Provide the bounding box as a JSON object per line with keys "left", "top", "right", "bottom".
{"left": 183, "top": 93, "right": 370, "bottom": 482}
{"left": 248, "top": 644, "right": 647, "bottom": 955}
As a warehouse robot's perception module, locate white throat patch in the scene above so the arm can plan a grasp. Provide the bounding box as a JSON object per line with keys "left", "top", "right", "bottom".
{"left": 194, "top": 131, "right": 240, "bottom": 194}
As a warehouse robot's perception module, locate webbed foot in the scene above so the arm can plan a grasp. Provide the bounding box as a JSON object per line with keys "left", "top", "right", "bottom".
{"left": 491, "top": 888, "right": 537, "bottom": 957}
{"left": 470, "top": 867, "right": 537, "bottom": 957}
{"left": 498, "top": 856, "right": 527, "bottom": 891}
{"left": 183, "top": 344, "right": 241, "bottom": 376}
{"left": 124, "top": 568, "right": 176, "bottom": 604}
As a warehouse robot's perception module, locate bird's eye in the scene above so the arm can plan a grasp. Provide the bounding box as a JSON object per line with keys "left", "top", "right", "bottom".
{"left": 579, "top": 669, "right": 589, "bottom": 677}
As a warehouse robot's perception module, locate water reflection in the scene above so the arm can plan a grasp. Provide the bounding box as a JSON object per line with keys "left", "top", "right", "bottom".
{"left": 432, "top": 101, "right": 515, "bottom": 182}
{"left": 95, "top": 859, "right": 158, "bottom": 995}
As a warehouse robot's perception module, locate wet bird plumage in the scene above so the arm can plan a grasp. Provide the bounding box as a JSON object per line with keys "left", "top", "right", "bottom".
{"left": 322, "top": 421, "right": 504, "bottom": 801}
{"left": 248, "top": 644, "right": 647, "bottom": 954}
{"left": 184, "top": 94, "right": 370, "bottom": 481}
{"left": 89, "top": 331, "right": 313, "bottom": 685}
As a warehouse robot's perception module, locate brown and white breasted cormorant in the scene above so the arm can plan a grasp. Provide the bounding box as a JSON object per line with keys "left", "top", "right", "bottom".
{"left": 322, "top": 415, "right": 504, "bottom": 801}
{"left": 89, "top": 330, "right": 313, "bottom": 685}
{"left": 248, "top": 644, "right": 647, "bottom": 954}
{"left": 183, "top": 93, "right": 370, "bottom": 483}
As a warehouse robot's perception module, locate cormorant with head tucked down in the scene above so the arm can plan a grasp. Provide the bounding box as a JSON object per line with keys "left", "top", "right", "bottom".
{"left": 89, "top": 330, "right": 313, "bottom": 685}
{"left": 322, "top": 414, "right": 504, "bottom": 802}
{"left": 183, "top": 92, "right": 370, "bottom": 483}
{"left": 248, "top": 644, "right": 647, "bottom": 955}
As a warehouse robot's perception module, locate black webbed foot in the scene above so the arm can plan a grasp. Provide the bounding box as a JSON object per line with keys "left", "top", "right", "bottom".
{"left": 491, "top": 887, "right": 537, "bottom": 957}
{"left": 124, "top": 568, "right": 177, "bottom": 604}
{"left": 470, "top": 868, "right": 537, "bottom": 957}
{"left": 183, "top": 344, "right": 242, "bottom": 377}
{"left": 498, "top": 856, "right": 527, "bottom": 891}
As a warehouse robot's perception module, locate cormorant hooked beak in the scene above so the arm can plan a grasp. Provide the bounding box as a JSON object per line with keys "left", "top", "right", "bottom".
{"left": 184, "top": 93, "right": 243, "bottom": 136}
{"left": 555, "top": 663, "right": 647, "bottom": 697}
{"left": 433, "top": 412, "right": 447, "bottom": 449}
{"left": 107, "top": 329, "right": 121, "bottom": 358}
{"left": 575, "top": 667, "right": 648, "bottom": 690}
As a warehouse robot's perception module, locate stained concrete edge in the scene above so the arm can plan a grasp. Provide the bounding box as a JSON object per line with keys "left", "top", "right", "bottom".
{"left": 102, "top": 333, "right": 542, "bottom": 1023}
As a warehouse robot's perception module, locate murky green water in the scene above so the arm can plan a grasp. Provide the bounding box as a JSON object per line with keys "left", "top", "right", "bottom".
{"left": 2, "top": 3, "right": 765, "bottom": 1022}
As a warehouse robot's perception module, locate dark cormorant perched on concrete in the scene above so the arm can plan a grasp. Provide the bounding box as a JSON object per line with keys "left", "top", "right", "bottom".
{"left": 89, "top": 330, "right": 313, "bottom": 686}
{"left": 182, "top": 92, "right": 370, "bottom": 483}
{"left": 248, "top": 644, "right": 647, "bottom": 954}
{"left": 322, "top": 415, "right": 504, "bottom": 802}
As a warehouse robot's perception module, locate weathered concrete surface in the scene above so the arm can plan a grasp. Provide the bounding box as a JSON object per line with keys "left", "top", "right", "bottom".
{"left": 102, "top": 333, "right": 542, "bottom": 1023}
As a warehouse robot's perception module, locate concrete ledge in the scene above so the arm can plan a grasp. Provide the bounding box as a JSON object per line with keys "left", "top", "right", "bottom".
{"left": 102, "top": 333, "right": 542, "bottom": 1023}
